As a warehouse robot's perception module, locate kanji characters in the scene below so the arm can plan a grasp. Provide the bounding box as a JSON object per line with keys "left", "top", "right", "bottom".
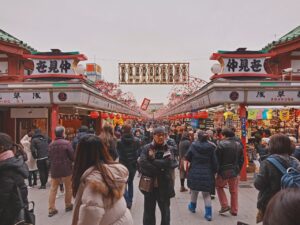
{"left": 60, "top": 60, "right": 71, "bottom": 73}
{"left": 36, "top": 60, "right": 47, "bottom": 73}
{"left": 239, "top": 59, "right": 250, "bottom": 72}
{"left": 48, "top": 60, "right": 59, "bottom": 73}
{"left": 227, "top": 59, "right": 238, "bottom": 72}
{"left": 250, "top": 59, "right": 262, "bottom": 72}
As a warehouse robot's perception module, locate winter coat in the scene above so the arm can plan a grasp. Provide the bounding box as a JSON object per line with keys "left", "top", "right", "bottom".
{"left": 254, "top": 154, "right": 300, "bottom": 213}
{"left": 179, "top": 138, "right": 191, "bottom": 159}
{"left": 48, "top": 137, "right": 74, "bottom": 178}
{"left": 72, "top": 164, "right": 133, "bottom": 225}
{"left": 293, "top": 146, "right": 300, "bottom": 161}
{"left": 139, "top": 142, "right": 178, "bottom": 199}
{"left": 31, "top": 133, "right": 50, "bottom": 160}
{"left": 20, "top": 134, "right": 37, "bottom": 171}
{"left": 0, "top": 154, "right": 29, "bottom": 225}
{"left": 72, "top": 131, "right": 88, "bottom": 151}
{"left": 117, "top": 134, "right": 140, "bottom": 174}
{"left": 166, "top": 137, "right": 178, "bottom": 156}
{"left": 185, "top": 140, "right": 218, "bottom": 192}
{"left": 216, "top": 137, "right": 244, "bottom": 176}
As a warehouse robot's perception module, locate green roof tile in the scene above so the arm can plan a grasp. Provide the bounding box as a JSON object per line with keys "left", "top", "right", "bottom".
{"left": 262, "top": 25, "right": 300, "bottom": 52}
{"left": 0, "top": 29, "right": 36, "bottom": 52}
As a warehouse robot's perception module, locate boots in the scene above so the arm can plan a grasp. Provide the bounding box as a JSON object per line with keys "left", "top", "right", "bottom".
{"left": 205, "top": 206, "right": 212, "bottom": 221}
{"left": 188, "top": 202, "right": 196, "bottom": 213}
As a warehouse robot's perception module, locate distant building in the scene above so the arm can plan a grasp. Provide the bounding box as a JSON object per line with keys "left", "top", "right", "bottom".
{"left": 86, "top": 63, "right": 102, "bottom": 82}
{"left": 147, "top": 103, "right": 164, "bottom": 113}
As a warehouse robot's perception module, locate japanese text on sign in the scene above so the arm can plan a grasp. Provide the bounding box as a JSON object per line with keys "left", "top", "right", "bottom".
{"left": 223, "top": 58, "right": 266, "bottom": 74}
{"left": 32, "top": 59, "right": 74, "bottom": 75}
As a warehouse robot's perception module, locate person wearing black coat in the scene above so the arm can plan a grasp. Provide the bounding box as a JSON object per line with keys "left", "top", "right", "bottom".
{"left": 185, "top": 131, "right": 218, "bottom": 221}
{"left": 31, "top": 128, "right": 51, "bottom": 189}
{"left": 215, "top": 128, "right": 244, "bottom": 216}
{"left": 117, "top": 124, "right": 141, "bottom": 209}
{"left": 254, "top": 134, "right": 300, "bottom": 223}
{"left": 0, "top": 132, "right": 29, "bottom": 225}
{"left": 139, "top": 127, "right": 178, "bottom": 225}
{"left": 178, "top": 132, "right": 191, "bottom": 192}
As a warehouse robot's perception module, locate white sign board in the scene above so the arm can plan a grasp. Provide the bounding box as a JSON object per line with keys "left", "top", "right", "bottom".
{"left": 247, "top": 90, "right": 300, "bottom": 104}
{"left": 0, "top": 92, "right": 50, "bottom": 105}
{"left": 11, "top": 108, "right": 48, "bottom": 118}
{"left": 223, "top": 58, "right": 266, "bottom": 74}
{"left": 53, "top": 91, "right": 89, "bottom": 105}
{"left": 32, "top": 59, "right": 75, "bottom": 75}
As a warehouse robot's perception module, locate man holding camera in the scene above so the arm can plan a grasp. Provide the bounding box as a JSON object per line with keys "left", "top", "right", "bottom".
{"left": 139, "top": 126, "right": 178, "bottom": 225}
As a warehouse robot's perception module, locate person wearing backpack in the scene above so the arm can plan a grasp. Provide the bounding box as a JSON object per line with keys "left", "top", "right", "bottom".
{"left": 117, "top": 124, "right": 141, "bottom": 209}
{"left": 254, "top": 133, "right": 300, "bottom": 223}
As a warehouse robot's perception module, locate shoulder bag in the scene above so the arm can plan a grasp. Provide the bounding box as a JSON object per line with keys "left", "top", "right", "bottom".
{"left": 14, "top": 186, "right": 35, "bottom": 225}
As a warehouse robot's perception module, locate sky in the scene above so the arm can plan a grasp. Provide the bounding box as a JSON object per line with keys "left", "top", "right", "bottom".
{"left": 1, "top": 0, "right": 300, "bottom": 105}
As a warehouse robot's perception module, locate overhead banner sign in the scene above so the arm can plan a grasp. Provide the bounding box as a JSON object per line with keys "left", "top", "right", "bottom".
{"left": 223, "top": 58, "right": 266, "bottom": 74}
{"left": 119, "top": 63, "right": 189, "bottom": 85}
{"left": 141, "top": 98, "right": 151, "bottom": 111}
{"left": 32, "top": 59, "right": 75, "bottom": 75}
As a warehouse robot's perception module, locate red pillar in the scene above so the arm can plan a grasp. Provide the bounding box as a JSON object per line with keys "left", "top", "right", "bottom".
{"left": 239, "top": 104, "right": 248, "bottom": 181}
{"left": 51, "top": 104, "right": 58, "bottom": 140}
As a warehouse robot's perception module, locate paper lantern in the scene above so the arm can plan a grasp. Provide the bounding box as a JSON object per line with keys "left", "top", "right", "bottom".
{"left": 109, "top": 113, "right": 114, "bottom": 119}
{"left": 115, "top": 114, "right": 121, "bottom": 119}
{"left": 198, "top": 111, "right": 208, "bottom": 119}
{"left": 89, "top": 111, "right": 99, "bottom": 119}
{"left": 186, "top": 113, "right": 192, "bottom": 119}
{"left": 101, "top": 112, "right": 109, "bottom": 119}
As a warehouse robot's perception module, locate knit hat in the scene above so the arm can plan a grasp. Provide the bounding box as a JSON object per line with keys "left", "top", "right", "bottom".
{"left": 153, "top": 127, "right": 165, "bottom": 135}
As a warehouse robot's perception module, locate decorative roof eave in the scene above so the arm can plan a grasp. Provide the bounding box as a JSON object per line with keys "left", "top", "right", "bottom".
{"left": 210, "top": 73, "right": 280, "bottom": 80}
{"left": 23, "top": 53, "right": 88, "bottom": 61}
{"left": 263, "top": 36, "right": 300, "bottom": 54}
{"left": 210, "top": 52, "right": 275, "bottom": 60}
{"left": 0, "top": 30, "right": 36, "bottom": 52}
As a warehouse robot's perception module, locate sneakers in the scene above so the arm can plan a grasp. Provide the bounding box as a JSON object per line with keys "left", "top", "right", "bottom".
{"left": 65, "top": 204, "right": 73, "bottom": 212}
{"left": 230, "top": 211, "right": 237, "bottom": 216}
{"left": 180, "top": 186, "right": 188, "bottom": 192}
{"left": 48, "top": 209, "right": 58, "bottom": 217}
{"left": 219, "top": 206, "right": 231, "bottom": 214}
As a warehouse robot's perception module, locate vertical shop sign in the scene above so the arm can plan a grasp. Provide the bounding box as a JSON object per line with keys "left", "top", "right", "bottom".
{"left": 141, "top": 98, "right": 151, "bottom": 111}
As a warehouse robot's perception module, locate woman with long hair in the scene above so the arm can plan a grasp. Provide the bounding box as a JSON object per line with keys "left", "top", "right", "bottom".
{"left": 71, "top": 135, "right": 133, "bottom": 225}
{"left": 99, "top": 124, "right": 119, "bottom": 160}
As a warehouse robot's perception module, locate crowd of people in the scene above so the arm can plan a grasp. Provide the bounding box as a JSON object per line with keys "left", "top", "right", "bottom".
{"left": 0, "top": 121, "right": 300, "bottom": 225}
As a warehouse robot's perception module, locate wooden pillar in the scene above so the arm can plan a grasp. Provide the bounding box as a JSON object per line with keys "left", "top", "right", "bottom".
{"left": 51, "top": 104, "right": 58, "bottom": 140}
{"left": 239, "top": 104, "right": 248, "bottom": 181}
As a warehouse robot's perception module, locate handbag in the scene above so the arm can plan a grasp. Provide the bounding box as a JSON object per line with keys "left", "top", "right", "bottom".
{"left": 139, "top": 175, "right": 154, "bottom": 193}
{"left": 15, "top": 186, "right": 35, "bottom": 225}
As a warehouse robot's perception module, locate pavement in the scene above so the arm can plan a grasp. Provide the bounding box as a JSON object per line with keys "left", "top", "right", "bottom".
{"left": 28, "top": 171, "right": 258, "bottom": 225}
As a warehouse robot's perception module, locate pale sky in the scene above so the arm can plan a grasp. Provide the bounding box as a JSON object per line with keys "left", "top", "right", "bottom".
{"left": 1, "top": 0, "right": 300, "bottom": 105}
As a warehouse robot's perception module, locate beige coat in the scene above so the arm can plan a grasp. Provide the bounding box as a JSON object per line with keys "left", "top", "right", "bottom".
{"left": 20, "top": 134, "right": 37, "bottom": 171}
{"left": 72, "top": 163, "right": 133, "bottom": 225}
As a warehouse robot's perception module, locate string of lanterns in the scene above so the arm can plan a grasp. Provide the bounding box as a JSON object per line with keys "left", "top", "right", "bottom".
{"left": 168, "top": 111, "right": 209, "bottom": 120}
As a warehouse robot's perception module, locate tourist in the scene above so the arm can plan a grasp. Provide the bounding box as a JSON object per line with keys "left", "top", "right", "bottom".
{"left": 185, "top": 131, "right": 218, "bottom": 221}
{"left": 178, "top": 131, "right": 191, "bottom": 192}
{"left": 72, "top": 125, "right": 89, "bottom": 150}
{"left": 71, "top": 135, "right": 133, "bottom": 225}
{"left": 99, "top": 124, "right": 119, "bottom": 160}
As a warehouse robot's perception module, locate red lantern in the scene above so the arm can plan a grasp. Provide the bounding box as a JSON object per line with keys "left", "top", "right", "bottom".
{"left": 109, "top": 113, "right": 114, "bottom": 119}
{"left": 89, "top": 111, "right": 99, "bottom": 119}
{"left": 198, "top": 111, "right": 208, "bottom": 119}
{"left": 122, "top": 114, "right": 127, "bottom": 120}
{"left": 115, "top": 114, "right": 120, "bottom": 119}
{"left": 101, "top": 112, "right": 109, "bottom": 119}
{"left": 186, "top": 113, "right": 192, "bottom": 119}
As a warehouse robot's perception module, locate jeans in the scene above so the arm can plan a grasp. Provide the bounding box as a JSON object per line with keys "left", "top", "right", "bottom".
{"left": 216, "top": 175, "right": 239, "bottom": 214}
{"left": 48, "top": 176, "right": 72, "bottom": 211}
{"left": 124, "top": 170, "right": 136, "bottom": 207}
{"left": 143, "top": 188, "right": 171, "bottom": 225}
{"left": 37, "top": 158, "right": 49, "bottom": 186}
{"left": 28, "top": 170, "right": 37, "bottom": 186}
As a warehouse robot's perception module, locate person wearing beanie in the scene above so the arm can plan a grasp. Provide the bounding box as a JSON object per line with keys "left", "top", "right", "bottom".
{"left": 139, "top": 126, "right": 178, "bottom": 225}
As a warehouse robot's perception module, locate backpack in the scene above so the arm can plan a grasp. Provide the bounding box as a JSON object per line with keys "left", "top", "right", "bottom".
{"left": 266, "top": 157, "right": 300, "bottom": 189}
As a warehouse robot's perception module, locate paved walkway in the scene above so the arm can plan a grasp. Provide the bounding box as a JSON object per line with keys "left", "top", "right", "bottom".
{"left": 28, "top": 171, "right": 258, "bottom": 225}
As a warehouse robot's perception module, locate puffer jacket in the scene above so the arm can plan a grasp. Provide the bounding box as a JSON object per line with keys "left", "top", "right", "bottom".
{"left": 0, "top": 154, "right": 29, "bottom": 225}
{"left": 20, "top": 134, "right": 37, "bottom": 171}
{"left": 185, "top": 140, "right": 218, "bottom": 192}
{"left": 117, "top": 134, "right": 140, "bottom": 174}
{"left": 216, "top": 137, "right": 244, "bottom": 176}
{"left": 31, "top": 133, "right": 51, "bottom": 159}
{"left": 139, "top": 142, "right": 178, "bottom": 199}
{"left": 48, "top": 137, "right": 74, "bottom": 178}
{"left": 72, "top": 164, "right": 133, "bottom": 225}
{"left": 254, "top": 154, "right": 300, "bottom": 213}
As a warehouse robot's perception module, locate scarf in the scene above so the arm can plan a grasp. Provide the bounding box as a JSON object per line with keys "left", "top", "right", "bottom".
{"left": 0, "top": 150, "right": 14, "bottom": 161}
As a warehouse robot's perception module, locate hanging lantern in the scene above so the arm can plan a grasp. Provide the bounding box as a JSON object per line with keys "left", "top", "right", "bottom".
{"left": 89, "top": 111, "right": 99, "bottom": 119}
{"left": 186, "top": 113, "right": 192, "bottom": 119}
{"left": 198, "top": 111, "right": 209, "bottom": 119}
{"left": 101, "top": 112, "right": 109, "bottom": 119}
{"left": 115, "top": 114, "right": 121, "bottom": 119}
{"left": 109, "top": 113, "right": 115, "bottom": 119}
